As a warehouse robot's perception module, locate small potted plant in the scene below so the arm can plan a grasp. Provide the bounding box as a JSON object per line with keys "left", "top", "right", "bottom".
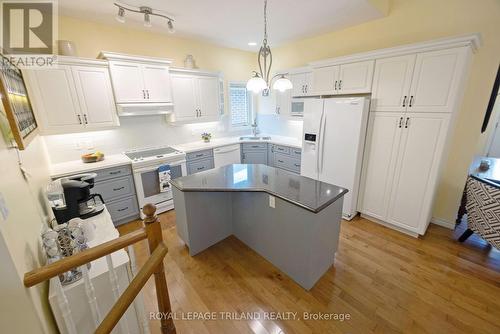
{"left": 201, "top": 132, "right": 212, "bottom": 143}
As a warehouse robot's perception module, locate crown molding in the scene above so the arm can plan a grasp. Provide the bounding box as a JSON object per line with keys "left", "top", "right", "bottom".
{"left": 98, "top": 51, "right": 172, "bottom": 65}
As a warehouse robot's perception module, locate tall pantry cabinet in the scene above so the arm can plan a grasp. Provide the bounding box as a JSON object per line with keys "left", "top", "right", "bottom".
{"left": 359, "top": 45, "right": 473, "bottom": 236}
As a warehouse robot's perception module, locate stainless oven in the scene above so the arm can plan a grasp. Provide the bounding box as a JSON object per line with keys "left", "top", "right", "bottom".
{"left": 133, "top": 159, "right": 187, "bottom": 218}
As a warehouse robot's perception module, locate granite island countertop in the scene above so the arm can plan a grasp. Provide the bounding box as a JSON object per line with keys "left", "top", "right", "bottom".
{"left": 170, "top": 164, "right": 348, "bottom": 213}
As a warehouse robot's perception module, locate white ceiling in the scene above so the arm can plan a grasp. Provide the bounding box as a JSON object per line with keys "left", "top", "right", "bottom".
{"left": 58, "top": 0, "right": 385, "bottom": 51}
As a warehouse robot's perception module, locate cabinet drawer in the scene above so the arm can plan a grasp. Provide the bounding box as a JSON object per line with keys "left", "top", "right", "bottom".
{"left": 92, "top": 175, "right": 135, "bottom": 202}
{"left": 187, "top": 149, "right": 213, "bottom": 161}
{"left": 187, "top": 158, "right": 214, "bottom": 175}
{"left": 274, "top": 153, "right": 301, "bottom": 173}
{"left": 94, "top": 165, "right": 132, "bottom": 182}
{"left": 274, "top": 145, "right": 290, "bottom": 155}
{"left": 242, "top": 143, "right": 267, "bottom": 151}
{"left": 290, "top": 148, "right": 302, "bottom": 159}
{"left": 107, "top": 196, "right": 139, "bottom": 223}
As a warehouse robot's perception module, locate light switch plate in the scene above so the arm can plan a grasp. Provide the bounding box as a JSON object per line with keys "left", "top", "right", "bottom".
{"left": 0, "top": 192, "right": 9, "bottom": 221}
{"left": 269, "top": 195, "right": 275, "bottom": 208}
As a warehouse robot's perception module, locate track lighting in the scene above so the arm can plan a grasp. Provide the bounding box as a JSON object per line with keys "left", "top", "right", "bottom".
{"left": 113, "top": 2, "right": 175, "bottom": 32}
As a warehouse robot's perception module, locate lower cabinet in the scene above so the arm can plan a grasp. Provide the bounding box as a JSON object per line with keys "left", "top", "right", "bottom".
{"left": 268, "top": 144, "right": 302, "bottom": 173}
{"left": 241, "top": 143, "right": 268, "bottom": 165}
{"left": 186, "top": 149, "right": 215, "bottom": 175}
{"left": 71, "top": 165, "right": 140, "bottom": 226}
{"left": 359, "top": 112, "right": 450, "bottom": 234}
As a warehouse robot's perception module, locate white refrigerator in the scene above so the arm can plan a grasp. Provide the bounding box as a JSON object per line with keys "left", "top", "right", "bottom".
{"left": 301, "top": 97, "right": 369, "bottom": 220}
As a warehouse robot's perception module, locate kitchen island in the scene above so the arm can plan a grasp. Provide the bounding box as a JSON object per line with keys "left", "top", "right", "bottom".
{"left": 171, "top": 164, "right": 348, "bottom": 290}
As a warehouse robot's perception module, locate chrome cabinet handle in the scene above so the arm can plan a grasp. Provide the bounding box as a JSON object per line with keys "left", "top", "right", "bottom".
{"left": 305, "top": 85, "right": 308, "bottom": 94}
{"left": 146, "top": 90, "right": 150, "bottom": 99}
{"left": 402, "top": 96, "right": 407, "bottom": 107}
{"left": 276, "top": 106, "right": 280, "bottom": 114}
{"left": 398, "top": 117, "right": 403, "bottom": 128}
{"left": 83, "top": 114, "right": 88, "bottom": 124}
{"left": 405, "top": 117, "right": 410, "bottom": 128}
{"left": 142, "top": 90, "right": 146, "bottom": 99}
{"left": 339, "top": 80, "right": 342, "bottom": 90}
{"left": 109, "top": 171, "right": 121, "bottom": 175}
{"left": 294, "top": 163, "right": 300, "bottom": 167}
{"left": 113, "top": 186, "right": 125, "bottom": 191}
{"left": 197, "top": 166, "right": 205, "bottom": 170}
{"left": 117, "top": 206, "right": 129, "bottom": 212}
{"left": 77, "top": 114, "right": 82, "bottom": 124}
{"left": 409, "top": 96, "right": 414, "bottom": 107}
{"left": 334, "top": 80, "right": 337, "bottom": 90}
{"left": 278, "top": 160, "right": 284, "bottom": 163}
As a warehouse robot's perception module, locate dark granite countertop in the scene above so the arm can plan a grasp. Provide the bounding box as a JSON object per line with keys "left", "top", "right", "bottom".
{"left": 170, "top": 164, "right": 348, "bottom": 213}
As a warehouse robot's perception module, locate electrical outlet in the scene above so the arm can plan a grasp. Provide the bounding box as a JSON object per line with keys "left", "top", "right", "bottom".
{"left": 269, "top": 195, "right": 275, "bottom": 208}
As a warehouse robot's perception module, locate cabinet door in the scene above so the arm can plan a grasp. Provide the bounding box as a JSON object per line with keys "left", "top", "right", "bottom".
{"left": 371, "top": 55, "right": 416, "bottom": 112}
{"left": 275, "top": 89, "right": 291, "bottom": 116}
{"left": 359, "top": 112, "right": 403, "bottom": 221}
{"left": 71, "top": 66, "right": 118, "bottom": 128}
{"left": 338, "top": 60, "right": 374, "bottom": 94}
{"left": 242, "top": 151, "right": 267, "bottom": 164}
{"left": 171, "top": 75, "right": 198, "bottom": 121}
{"left": 387, "top": 113, "right": 450, "bottom": 231}
{"left": 197, "top": 76, "right": 220, "bottom": 119}
{"left": 141, "top": 64, "right": 172, "bottom": 103}
{"left": 312, "top": 66, "right": 339, "bottom": 95}
{"left": 304, "top": 72, "right": 313, "bottom": 95}
{"left": 25, "top": 66, "right": 82, "bottom": 133}
{"left": 290, "top": 73, "right": 306, "bottom": 97}
{"left": 408, "top": 48, "right": 466, "bottom": 113}
{"left": 108, "top": 61, "right": 145, "bottom": 103}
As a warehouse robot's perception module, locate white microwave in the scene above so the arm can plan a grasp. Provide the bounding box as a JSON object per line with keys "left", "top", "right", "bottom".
{"left": 290, "top": 98, "right": 305, "bottom": 117}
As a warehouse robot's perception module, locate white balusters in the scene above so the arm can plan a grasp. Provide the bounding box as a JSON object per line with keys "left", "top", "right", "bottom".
{"left": 128, "top": 245, "right": 150, "bottom": 334}
{"left": 81, "top": 264, "right": 101, "bottom": 328}
{"left": 54, "top": 278, "right": 77, "bottom": 334}
{"left": 106, "top": 253, "right": 130, "bottom": 334}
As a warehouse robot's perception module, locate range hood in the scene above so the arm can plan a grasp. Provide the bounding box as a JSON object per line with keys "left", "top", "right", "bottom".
{"left": 116, "top": 103, "right": 173, "bottom": 117}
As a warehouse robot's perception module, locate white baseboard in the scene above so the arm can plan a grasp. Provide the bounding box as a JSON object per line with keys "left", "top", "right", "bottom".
{"left": 430, "top": 217, "right": 455, "bottom": 230}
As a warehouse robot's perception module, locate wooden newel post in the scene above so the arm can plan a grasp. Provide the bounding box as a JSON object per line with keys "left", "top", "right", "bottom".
{"left": 143, "top": 204, "right": 176, "bottom": 334}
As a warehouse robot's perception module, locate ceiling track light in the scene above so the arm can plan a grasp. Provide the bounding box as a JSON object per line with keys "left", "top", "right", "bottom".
{"left": 113, "top": 2, "right": 175, "bottom": 32}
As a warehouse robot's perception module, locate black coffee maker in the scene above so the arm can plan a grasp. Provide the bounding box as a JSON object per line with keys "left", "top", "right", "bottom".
{"left": 47, "top": 173, "right": 105, "bottom": 224}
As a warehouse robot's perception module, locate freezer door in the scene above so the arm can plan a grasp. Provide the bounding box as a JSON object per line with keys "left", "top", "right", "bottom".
{"left": 319, "top": 97, "right": 369, "bottom": 219}
{"left": 300, "top": 98, "right": 324, "bottom": 180}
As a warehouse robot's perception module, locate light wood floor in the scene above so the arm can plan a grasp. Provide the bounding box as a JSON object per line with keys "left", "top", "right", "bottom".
{"left": 118, "top": 212, "right": 500, "bottom": 334}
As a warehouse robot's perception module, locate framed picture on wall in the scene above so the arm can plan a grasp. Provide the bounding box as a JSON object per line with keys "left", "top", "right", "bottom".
{"left": 0, "top": 54, "right": 38, "bottom": 150}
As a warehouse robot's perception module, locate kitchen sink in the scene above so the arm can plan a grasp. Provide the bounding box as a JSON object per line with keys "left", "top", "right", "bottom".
{"left": 239, "top": 136, "right": 271, "bottom": 140}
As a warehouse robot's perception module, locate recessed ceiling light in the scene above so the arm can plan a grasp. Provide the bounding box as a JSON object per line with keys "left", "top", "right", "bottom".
{"left": 248, "top": 42, "right": 257, "bottom": 46}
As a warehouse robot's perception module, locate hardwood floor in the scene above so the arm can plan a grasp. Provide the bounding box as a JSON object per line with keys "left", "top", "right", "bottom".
{"left": 118, "top": 212, "right": 500, "bottom": 334}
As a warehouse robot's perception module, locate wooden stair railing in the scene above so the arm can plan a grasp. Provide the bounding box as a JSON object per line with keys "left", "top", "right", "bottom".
{"left": 23, "top": 204, "right": 177, "bottom": 334}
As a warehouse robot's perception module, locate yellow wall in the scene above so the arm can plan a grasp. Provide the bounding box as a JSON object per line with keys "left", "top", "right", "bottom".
{"left": 0, "top": 135, "right": 55, "bottom": 333}
{"left": 272, "top": 0, "right": 500, "bottom": 224}
{"left": 58, "top": 16, "right": 255, "bottom": 81}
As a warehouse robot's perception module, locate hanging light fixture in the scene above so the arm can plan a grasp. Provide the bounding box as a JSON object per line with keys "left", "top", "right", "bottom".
{"left": 113, "top": 3, "right": 175, "bottom": 32}
{"left": 246, "top": 0, "right": 292, "bottom": 95}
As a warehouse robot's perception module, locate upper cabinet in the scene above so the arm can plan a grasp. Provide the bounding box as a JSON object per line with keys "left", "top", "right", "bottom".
{"left": 312, "top": 60, "right": 374, "bottom": 95}
{"left": 371, "top": 47, "right": 468, "bottom": 113}
{"left": 169, "top": 69, "right": 221, "bottom": 123}
{"left": 23, "top": 57, "right": 119, "bottom": 134}
{"left": 100, "top": 52, "right": 172, "bottom": 105}
{"left": 290, "top": 71, "right": 313, "bottom": 97}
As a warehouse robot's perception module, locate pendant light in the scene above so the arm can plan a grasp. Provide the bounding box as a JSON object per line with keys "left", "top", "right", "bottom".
{"left": 246, "top": 0, "right": 292, "bottom": 95}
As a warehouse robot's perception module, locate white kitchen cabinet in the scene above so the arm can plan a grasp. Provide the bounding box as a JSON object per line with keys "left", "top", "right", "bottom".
{"left": 170, "top": 69, "right": 220, "bottom": 123}
{"left": 386, "top": 113, "right": 450, "bottom": 231}
{"left": 24, "top": 58, "right": 119, "bottom": 134}
{"left": 359, "top": 112, "right": 450, "bottom": 234}
{"left": 371, "top": 47, "right": 467, "bottom": 113}
{"left": 290, "top": 71, "right": 313, "bottom": 97}
{"left": 141, "top": 64, "right": 172, "bottom": 103}
{"left": 71, "top": 65, "right": 118, "bottom": 128}
{"left": 170, "top": 75, "right": 198, "bottom": 121}
{"left": 312, "top": 60, "right": 374, "bottom": 95}
{"left": 107, "top": 61, "right": 144, "bottom": 103}
{"left": 358, "top": 112, "right": 403, "bottom": 221}
{"left": 197, "top": 76, "right": 220, "bottom": 119}
{"left": 371, "top": 54, "right": 416, "bottom": 112}
{"left": 408, "top": 48, "right": 466, "bottom": 113}
{"left": 275, "top": 89, "right": 292, "bottom": 116}
{"left": 100, "top": 52, "right": 173, "bottom": 105}
{"left": 312, "top": 66, "right": 338, "bottom": 95}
